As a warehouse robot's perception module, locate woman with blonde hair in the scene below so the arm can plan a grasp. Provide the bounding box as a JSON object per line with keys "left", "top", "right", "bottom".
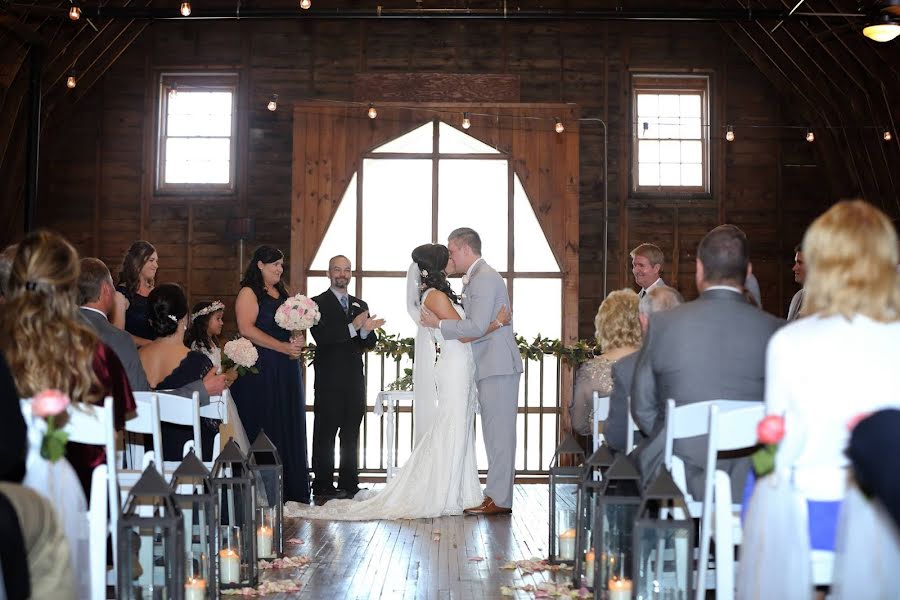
{"left": 0, "top": 230, "right": 135, "bottom": 494}
{"left": 739, "top": 200, "right": 900, "bottom": 600}
{"left": 571, "top": 289, "right": 642, "bottom": 436}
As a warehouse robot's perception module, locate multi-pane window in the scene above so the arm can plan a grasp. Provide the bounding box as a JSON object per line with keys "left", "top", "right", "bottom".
{"left": 633, "top": 75, "right": 709, "bottom": 193}
{"left": 157, "top": 73, "right": 238, "bottom": 192}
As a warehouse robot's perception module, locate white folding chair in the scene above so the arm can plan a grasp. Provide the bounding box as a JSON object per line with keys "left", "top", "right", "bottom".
{"left": 592, "top": 392, "right": 611, "bottom": 451}
{"left": 155, "top": 391, "right": 202, "bottom": 471}
{"left": 124, "top": 393, "right": 163, "bottom": 474}
{"left": 201, "top": 390, "right": 229, "bottom": 462}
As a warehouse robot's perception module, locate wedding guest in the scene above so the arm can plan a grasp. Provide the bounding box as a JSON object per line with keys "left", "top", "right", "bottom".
{"left": 848, "top": 410, "right": 900, "bottom": 532}
{"left": 139, "top": 284, "right": 220, "bottom": 461}
{"left": 571, "top": 289, "right": 641, "bottom": 437}
{"left": 787, "top": 243, "right": 806, "bottom": 321}
{"left": 631, "top": 243, "right": 666, "bottom": 298}
{"left": 115, "top": 240, "right": 158, "bottom": 346}
{"left": 744, "top": 271, "right": 762, "bottom": 308}
{"left": 185, "top": 300, "right": 228, "bottom": 377}
{"left": 0, "top": 244, "right": 17, "bottom": 304}
{"left": 0, "top": 352, "right": 26, "bottom": 483}
{"left": 0, "top": 230, "right": 135, "bottom": 495}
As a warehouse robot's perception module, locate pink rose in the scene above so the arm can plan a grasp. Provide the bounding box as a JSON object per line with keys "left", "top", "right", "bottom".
{"left": 31, "top": 389, "right": 71, "bottom": 418}
{"left": 756, "top": 414, "right": 785, "bottom": 445}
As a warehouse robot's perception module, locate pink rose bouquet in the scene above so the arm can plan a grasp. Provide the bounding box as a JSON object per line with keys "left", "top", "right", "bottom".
{"left": 274, "top": 294, "right": 321, "bottom": 332}
{"left": 222, "top": 337, "right": 260, "bottom": 377}
{"left": 752, "top": 414, "right": 785, "bottom": 477}
{"left": 31, "top": 389, "right": 71, "bottom": 462}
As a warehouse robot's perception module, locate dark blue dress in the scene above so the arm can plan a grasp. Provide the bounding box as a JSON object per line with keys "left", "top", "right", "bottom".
{"left": 156, "top": 351, "right": 219, "bottom": 461}
{"left": 118, "top": 285, "right": 157, "bottom": 342}
{"left": 230, "top": 291, "right": 310, "bottom": 503}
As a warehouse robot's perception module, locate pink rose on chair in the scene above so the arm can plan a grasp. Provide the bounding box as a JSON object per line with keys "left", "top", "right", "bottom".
{"left": 31, "top": 389, "right": 71, "bottom": 418}
{"left": 756, "top": 414, "right": 785, "bottom": 445}
{"left": 30, "top": 389, "right": 71, "bottom": 462}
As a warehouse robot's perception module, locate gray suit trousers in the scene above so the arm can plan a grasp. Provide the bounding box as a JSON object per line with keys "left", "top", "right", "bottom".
{"left": 477, "top": 373, "right": 521, "bottom": 509}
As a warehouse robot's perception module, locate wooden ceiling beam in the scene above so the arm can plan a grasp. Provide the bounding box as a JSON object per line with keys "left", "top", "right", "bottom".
{"left": 0, "top": 14, "right": 47, "bottom": 46}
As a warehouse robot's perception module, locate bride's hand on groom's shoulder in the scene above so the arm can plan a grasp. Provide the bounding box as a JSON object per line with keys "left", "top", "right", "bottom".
{"left": 420, "top": 306, "right": 440, "bottom": 328}
{"left": 496, "top": 304, "right": 512, "bottom": 326}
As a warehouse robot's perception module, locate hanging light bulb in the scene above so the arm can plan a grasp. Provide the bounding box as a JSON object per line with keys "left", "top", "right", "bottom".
{"left": 300, "top": 0, "right": 312, "bottom": 8}
{"left": 863, "top": 15, "right": 900, "bottom": 43}
{"left": 68, "top": 2, "right": 81, "bottom": 20}
{"left": 725, "top": 125, "right": 735, "bottom": 142}
{"left": 805, "top": 129, "right": 815, "bottom": 143}
{"left": 180, "top": 1, "right": 191, "bottom": 16}
{"left": 267, "top": 94, "right": 278, "bottom": 112}
{"left": 66, "top": 71, "right": 77, "bottom": 89}
{"left": 555, "top": 118, "right": 565, "bottom": 134}
{"left": 461, "top": 112, "right": 471, "bottom": 130}
{"left": 884, "top": 130, "right": 893, "bottom": 142}
{"left": 367, "top": 104, "right": 377, "bottom": 119}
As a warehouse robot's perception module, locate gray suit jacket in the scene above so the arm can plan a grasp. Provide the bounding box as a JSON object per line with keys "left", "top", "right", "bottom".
{"left": 630, "top": 289, "right": 783, "bottom": 499}
{"left": 607, "top": 351, "right": 641, "bottom": 453}
{"left": 79, "top": 307, "right": 209, "bottom": 404}
{"left": 787, "top": 288, "right": 804, "bottom": 321}
{"left": 440, "top": 259, "right": 523, "bottom": 382}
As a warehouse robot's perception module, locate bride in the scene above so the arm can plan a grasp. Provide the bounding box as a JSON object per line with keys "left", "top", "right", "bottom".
{"left": 284, "top": 243, "right": 509, "bottom": 520}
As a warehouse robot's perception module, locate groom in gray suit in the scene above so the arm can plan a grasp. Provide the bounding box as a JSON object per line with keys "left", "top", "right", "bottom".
{"left": 421, "top": 228, "right": 523, "bottom": 515}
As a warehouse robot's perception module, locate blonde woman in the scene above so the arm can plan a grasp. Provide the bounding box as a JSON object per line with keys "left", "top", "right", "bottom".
{"left": 571, "top": 289, "right": 642, "bottom": 436}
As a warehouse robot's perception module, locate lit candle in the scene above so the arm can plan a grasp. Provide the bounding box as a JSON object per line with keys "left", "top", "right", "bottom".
{"left": 584, "top": 549, "right": 595, "bottom": 587}
{"left": 257, "top": 525, "right": 274, "bottom": 559}
{"left": 608, "top": 577, "right": 633, "bottom": 600}
{"left": 184, "top": 577, "right": 206, "bottom": 600}
{"left": 558, "top": 528, "right": 577, "bottom": 561}
{"left": 219, "top": 549, "right": 241, "bottom": 584}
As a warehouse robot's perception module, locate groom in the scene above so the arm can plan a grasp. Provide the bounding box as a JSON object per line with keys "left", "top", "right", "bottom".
{"left": 421, "top": 228, "right": 523, "bottom": 515}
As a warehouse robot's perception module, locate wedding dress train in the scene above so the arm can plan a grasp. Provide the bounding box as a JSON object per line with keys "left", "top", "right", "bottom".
{"left": 284, "top": 292, "right": 482, "bottom": 520}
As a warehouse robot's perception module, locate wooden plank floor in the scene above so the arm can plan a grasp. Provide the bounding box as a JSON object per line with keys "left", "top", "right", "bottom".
{"left": 260, "top": 484, "right": 572, "bottom": 599}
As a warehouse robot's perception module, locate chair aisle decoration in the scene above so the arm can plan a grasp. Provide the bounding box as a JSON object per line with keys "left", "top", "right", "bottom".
{"left": 592, "top": 453, "right": 642, "bottom": 600}
{"left": 633, "top": 468, "right": 694, "bottom": 600}
{"left": 117, "top": 463, "right": 186, "bottom": 600}
{"left": 211, "top": 439, "right": 258, "bottom": 589}
{"left": 248, "top": 430, "right": 284, "bottom": 559}
{"left": 573, "top": 444, "right": 616, "bottom": 591}
{"left": 171, "top": 450, "right": 219, "bottom": 599}
{"left": 548, "top": 433, "right": 586, "bottom": 564}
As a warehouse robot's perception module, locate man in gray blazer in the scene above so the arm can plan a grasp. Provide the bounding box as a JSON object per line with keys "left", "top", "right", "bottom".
{"left": 630, "top": 225, "right": 783, "bottom": 500}
{"left": 787, "top": 244, "right": 806, "bottom": 321}
{"left": 421, "top": 228, "right": 523, "bottom": 515}
{"left": 76, "top": 258, "right": 224, "bottom": 402}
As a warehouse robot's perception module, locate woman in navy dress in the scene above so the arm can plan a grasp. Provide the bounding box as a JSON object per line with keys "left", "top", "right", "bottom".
{"left": 115, "top": 240, "right": 159, "bottom": 347}
{"left": 230, "top": 246, "right": 310, "bottom": 503}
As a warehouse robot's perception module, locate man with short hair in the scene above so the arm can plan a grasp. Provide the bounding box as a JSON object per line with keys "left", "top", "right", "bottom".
{"left": 77, "top": 257, "right": 223, "bottom": 401}
{"left": 0, "top": 244, "right": 18, "bottom": 304}
{"left": 605, "top": 285, "right": 683, "bottom": 453}
{"left": 630, "top": 225, "right": 783, "bottom": 498}
{"left": 630, "top": 243, "right": 665, "bottom": 298}
{"left": 787, "top": 244, "right": 806, "bottom": 321}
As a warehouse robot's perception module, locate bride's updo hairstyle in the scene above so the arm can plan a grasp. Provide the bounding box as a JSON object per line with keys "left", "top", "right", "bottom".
{"left": 412, "top": 243, "right": 460, "bottom": 305}
{"left": 148, "top": 283, "right": 188, "bottom": 337}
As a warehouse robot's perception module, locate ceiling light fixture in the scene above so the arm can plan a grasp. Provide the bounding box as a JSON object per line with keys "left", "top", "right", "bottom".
{"left": 725, "top": 125, "right": 735, "bottom": 142}
{"left": 180, "top": 1, "right": 191, "bottom": 17}
{"left": 66, "top": 71, "right": 77, "bottom": 89}
{"left": 555, "top": 118, "right": 565, "bottom": 134}
{"left": 805, "top": 129, "right": 815, "bottom": 143}
{"left": 884, "top": 130, "right": 893, "bottom": 141}
{"left": 300, "top": 0, "right": 312, "bottom": 9}
{"left": 267, "top": 94, "right": 278, "bottom": 112}
{"left": 68, "top": 2, "right": 81, "bottom": 20}
{"left": 863, "top": 14, "right": 900, "bottom": 42}
{"left": 461, "top": 112, "right": 471, "bottom": 130}
{"left": 367, "top": 104, "right": 377, "bottom": 119}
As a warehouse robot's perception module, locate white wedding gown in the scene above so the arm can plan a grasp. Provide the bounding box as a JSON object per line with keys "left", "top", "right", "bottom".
{"left": 284, "top": 292, "right": 483, "bottom": 520}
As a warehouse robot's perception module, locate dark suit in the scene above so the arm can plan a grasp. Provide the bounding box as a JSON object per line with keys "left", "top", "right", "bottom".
{"left": 630, "top": 288, "right": 783, "bottom": 499}
{"left": 309, "top": 290, "right": 377, "bottom": 492}
{"left": 606, "top": 351, "right": 642, "bottom": 453}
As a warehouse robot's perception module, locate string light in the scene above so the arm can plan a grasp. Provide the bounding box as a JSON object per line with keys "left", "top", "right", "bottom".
{"left": 461, "top": 112, "right": 471, "bottom": 130}
{"left": 68, "top": 2, "right": 81, "bottom": 21}
{"left": 300, "top": 0, "right": 311, "bottom": 8}
{"left": 725, "top": 125, "right": 735, "bottom": 142}
{"left": 180, "top": 1, "right": 191, "bottom": 16}
{"left": 367, "top": 104, "right": 377, "bottom": 119}
{"left": 805, "top": 129, "right": 815, "bottom": 143}
{"left": 66, "top": 71, "right": 77, "bottom": 89}
{"left": 884, "top": 130, "right": 893, "bottom": 142}
{"left": 267, "top": 94, "right": 278, "bottom": 111}
{"left": 554, "top": 118, "right": 565, "bottom": 134}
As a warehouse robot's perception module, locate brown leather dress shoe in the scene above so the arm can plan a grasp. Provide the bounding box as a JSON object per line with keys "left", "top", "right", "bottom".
{"left": 463, "top": 497, "right": 512, "bottom": 516}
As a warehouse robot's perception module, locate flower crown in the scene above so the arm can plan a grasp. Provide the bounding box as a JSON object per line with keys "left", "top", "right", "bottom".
{"left": 191, "top": 300, "right": 225, "bottom": 323}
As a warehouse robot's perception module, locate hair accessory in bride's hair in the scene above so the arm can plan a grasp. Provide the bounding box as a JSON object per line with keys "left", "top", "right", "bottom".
{"left": 420, "top": 269, "right": 429, "bottom": 277}
{"left": 167, "top": 314, "right": 178, "bottom": 322}
{"left": 191, "top": 300, "right": 225, "bottom": 323}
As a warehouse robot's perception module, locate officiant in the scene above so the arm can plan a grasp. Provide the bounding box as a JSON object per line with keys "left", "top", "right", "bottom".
{"left": 310, "top": 255, "right": 384, "bottom": 501}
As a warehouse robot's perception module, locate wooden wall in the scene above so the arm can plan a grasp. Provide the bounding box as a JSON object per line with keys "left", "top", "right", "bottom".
{"left": 31, "top": 18, "right": 835, "bottom": 338}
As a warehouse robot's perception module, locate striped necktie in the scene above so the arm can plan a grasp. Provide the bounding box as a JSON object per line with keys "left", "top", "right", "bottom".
{"left": 340, "top": 295, "right": 349, "bottom": 316}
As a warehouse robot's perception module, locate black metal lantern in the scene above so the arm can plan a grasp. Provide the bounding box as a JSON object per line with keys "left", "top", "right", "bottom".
{"left": 211, "top": 439, "right": 258, "bottom": 589}
{"left": 117, "top": 462, "right": 185, "bottom": 600}
{"left": 171, "top": 450, "right": 219, "bottom": 599}
{"left": 573, "top": 444, "right": 616, "bottom": 590}
{"left": 633, "top": 469, "right": 694, "bottom": 600}
{"left": 248, "top": 430, "right": 283, "bottom": 559}
{"left": 592, "top": 453, "right": 643, "bottom": 600}
{"left": 548, "top": 433, "right": 586, "bottom": 564}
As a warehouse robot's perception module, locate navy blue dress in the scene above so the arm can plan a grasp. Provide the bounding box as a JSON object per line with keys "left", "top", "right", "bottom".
{"left": 230, "top": 291, "right": 310, "bottom": 503}
{"left": 156, "top": 351, "right": 218, "bottom": 461}
{"left": 118, "top": 285, "right": 157, "bottom": 342}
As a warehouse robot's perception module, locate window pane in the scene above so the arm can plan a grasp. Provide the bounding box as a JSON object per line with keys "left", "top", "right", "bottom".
{"left": 638, "top": 140, "right": 659, "bottom": 163}
{"left": 437, "top": 159, "right": 509, "bottom": 271}
{"left": 660, "top": 163, "right": 681, "bottom": 186}
{"left": 361, "top": 159, "right": 432, "bottom": 270}
{"left": 167, "top": 91, "right": 232, "bottom": 137}
{"left": 165, "top": 159, "right": 230, "bottom": 184}
{"left": 679, "top": 94, "right": 701, "bottom": 117}
{"left": 311, "top": 174, "right": 357, "bottom": 271}
{"left": 659, "top": 141, "right": 681, "bottom": 163}
{"left": 681, "top": 164, "right": 702, "bottom": 187}
{"left": 358, "top": 276, "right": 417, "bottom": 340}
{"left": 679, "top": 117, "right": 702, "bottom": 140}
{"left": 658, "top": 122, "right": 680, "bottom": 139}
{"left": 638, "top": 163, "right": 659, "bottom": 186}
{"left": 372, "top": 122, "right": 433, "bottom": 153}
{"left": 166, "top": 137, "right": 230, "bottom": 163}
{"left": 513, "top": 175, "right": 560, "bottom": 272}
{"left": 681, "top": 141, "right": 702, "bottom": 164}
{"left": 636, "top": 94, "right": 659, "bottom": 118}
{"left": 512, "top": 278, "right": 561, "bottom": 341}
{"left": 438, "top": 123, "right": 500, "bottom": 154}
{"left": 658, "top": 94, "right": 680, "bottom": 117}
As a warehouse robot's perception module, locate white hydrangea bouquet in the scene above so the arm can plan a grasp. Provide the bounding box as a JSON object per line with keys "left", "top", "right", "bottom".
{"left": 222, "top": 337, "right": 259, "bottom": 377}
{"left": 275, "top": 294, "right": 321, "bottom": 333}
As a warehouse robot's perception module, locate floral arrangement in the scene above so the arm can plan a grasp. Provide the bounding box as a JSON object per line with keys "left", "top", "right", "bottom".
{"left": 752, "top": 414, "right": 785, "bottom": 476}
{"left": 275, "top": 294, "right": 321, "bottom": 333}
{"left": 31, "top": 389, "right": 71, "bottom": 462}
{"left": 222, "top": 337, "right": 259, "bottom": 377}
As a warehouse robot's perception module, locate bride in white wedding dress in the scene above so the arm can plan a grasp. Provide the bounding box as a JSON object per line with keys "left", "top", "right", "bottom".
{"left": 283, "top": 244, "right": 508, "bottom": 520}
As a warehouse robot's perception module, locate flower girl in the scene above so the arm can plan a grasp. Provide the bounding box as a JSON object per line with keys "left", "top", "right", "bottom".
{"left": 185, "top": 300, "right": 225, "bottom": 372}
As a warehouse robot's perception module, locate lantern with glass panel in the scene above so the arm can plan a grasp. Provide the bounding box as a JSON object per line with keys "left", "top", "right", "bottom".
{"left": 573, "top": 444, "right": 616, "bottom": 590}
{"left": 633, "top": 468, "right": 694, "bottom": 600}
{"left": 211, "top": 438, "right": 258, "bottom": 589}
{"left": 248, "top": 430, "right": 283, "bottom": 560}
{"left": 117, "top": 463, "right": 185, "bottom": 600}
{"left": 171, "top": 449, "right": 219, "bottom": 599}
{"left": 548, "top": 433, "right": 586, "bottom": 564}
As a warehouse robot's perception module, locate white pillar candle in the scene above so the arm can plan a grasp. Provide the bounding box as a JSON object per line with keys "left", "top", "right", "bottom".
{"left": 608, "top": 578, "right": 633, "bottom": 600}
{"left": 584, "top": 549, "right": 595, "bottom": 587}
{"left": 219, "top": 549, "right": 241, "bottom": 584}
{"left": 558, "top": 528, "right": 577, "bottom": 561}
{"left": 184, "top": 578, "right": 206, "bottom": 600}
{"left": 257, "top": 525, "right": 274, "bottom": 559}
